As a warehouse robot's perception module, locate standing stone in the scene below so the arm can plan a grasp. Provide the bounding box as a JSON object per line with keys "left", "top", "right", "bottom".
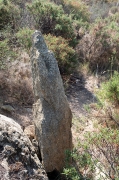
{"left": 31, "top": 30, "right": 72, "bottom": 172}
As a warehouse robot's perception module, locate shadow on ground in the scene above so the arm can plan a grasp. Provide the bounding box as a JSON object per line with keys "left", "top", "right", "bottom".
{"left": 66, "top": 74, "right": 97, "bottom": 117}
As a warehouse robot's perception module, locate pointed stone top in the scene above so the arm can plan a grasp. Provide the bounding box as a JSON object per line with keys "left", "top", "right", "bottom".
{"left": 32, "top": 30, "right": 48, "bottom": 52}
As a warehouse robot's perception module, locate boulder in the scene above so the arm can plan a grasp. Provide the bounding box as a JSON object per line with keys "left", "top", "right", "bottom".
{"left": 0, "top": 114, "right": 48, "bottom": 180}
{"left": 31, "top": 30, "right": 72, "bottom": 172}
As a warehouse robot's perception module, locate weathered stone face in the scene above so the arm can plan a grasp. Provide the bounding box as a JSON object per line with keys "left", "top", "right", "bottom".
{"left": 0, "top": 114, "right": 48, "bottom": 180}
{"left": 31, "top": 30, "right": 72, "bottom": 172}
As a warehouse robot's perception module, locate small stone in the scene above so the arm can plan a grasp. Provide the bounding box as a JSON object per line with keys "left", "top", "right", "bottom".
{"left": 1, "top": 105, "right": 15, "bottom": 112}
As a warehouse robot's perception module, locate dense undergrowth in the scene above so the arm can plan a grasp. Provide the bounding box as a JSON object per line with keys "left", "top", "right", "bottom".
{"left": 0, "top": 0, "right": 119, "bottom": 179}
{"left": 0, "top": 0, "right": 119, "bottom": 73}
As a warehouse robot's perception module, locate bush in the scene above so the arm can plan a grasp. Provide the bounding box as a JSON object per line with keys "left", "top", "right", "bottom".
{"left": 44, "top": 34, "right": 77, "bottom": 74}
{"left": 0, "top": 39, "right": 10, "bottom": 69}
{"left": 27, "top": 0, "right": 75, "bottom": 44}
{"left": 84, "top": 128, "right": 119, "bottom": 179}
{"left": 0, "top": 60, "right": 34, "bottom": 105}
{"left": 76, "top": 12, "right": 119, "bottom": 72}
{"left": 0, "top": 38, "right": 16, "bottom": 69}
{"left": 60, "top": 0, "right": 89, "bottom": 22}
{"left": 16, "top": 28, "right": 34, "bottom": 51}
{"left": 0, "top": 0, "right": 23, "bottom": 69}
{"left": 0, "top": 0, "right": 20, "bottom": 30}
{"left": 63, "top": 128, "right": 119, "bottom": 179}
{"left": 89, "top": 0, "right": 118, "bottom": 21}
{"left": 27, "top": 0, "right": 89, "bottom": 46}
{"left": 97, "top": 71, "right": 119, "bottom": 105}
{"left": 63, "top": 148, "right": 94, "bottom": 180}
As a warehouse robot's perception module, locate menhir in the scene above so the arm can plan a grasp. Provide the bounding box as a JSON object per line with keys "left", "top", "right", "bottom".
{"left": 31, "top": 30, "right": 72, "bottom": 172}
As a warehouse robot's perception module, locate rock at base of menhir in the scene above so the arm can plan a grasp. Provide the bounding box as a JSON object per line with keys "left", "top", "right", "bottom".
{"left": 0, "top": 114, "right": 48, "bottom": 180}
{"left": 31, "top": 30, "right": 72, "bottom": 172}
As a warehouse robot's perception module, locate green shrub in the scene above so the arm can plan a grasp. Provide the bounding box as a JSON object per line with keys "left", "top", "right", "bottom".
{"left": 44, "top": 34, "right": 77, "bottom": 74}
{"left": 0, "top": 39, "right": 16, "bottom": 69}
{"left": 0, "top": 39, "right": 9, "bottom": 69}
{"left": 8, "top": 0, "right": 24, "bottom": 5}
{"left": 27, "top": 1, "right": 74, "bottom": 44}
{"left": 27, "top": 0, "right": 89, "bottom": 46}
{"left": 104, "top": 71, "right": 119, "bottom": 104}
{"left": 60, "top": 0, "right": 89, "bottom": 22}
{"left": 63, "top": 150, "right": 82, "bottom": 180}
{"left": 16, "top": 28, "right": 34, "bottom": 51}
{"left": 63, "top": 166, "right": 81, "bottom": 180}
{"left": 63, "top": 148, "right": 94, "bottom": 179}
{"left": 97, "top": 71, "right": 119, "bottom": 105}
{"left": 84, "top": 128, "right": 119, "bottom": 179}
{"left": 76, "top": 12, "right": 119, "bottom": 72}
{"left": 63, "top": 128, "right": 119, "bottom": 179}
{"left": 0, "top": 0, "right": 20, "bottom": 30}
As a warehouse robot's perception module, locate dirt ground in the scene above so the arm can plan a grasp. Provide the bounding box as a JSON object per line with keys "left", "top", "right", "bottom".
{"left": 66, "top": 74, "right": 98, "bottom": 117}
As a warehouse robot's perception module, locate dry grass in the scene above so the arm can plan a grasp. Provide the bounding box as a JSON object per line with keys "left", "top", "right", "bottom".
{"left": 0, "top": 52, "right": 34, "bottom": 106}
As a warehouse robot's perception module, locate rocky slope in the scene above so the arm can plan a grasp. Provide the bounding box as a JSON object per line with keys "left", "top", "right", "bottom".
{"left": 0, "top": 114, "right": 48, "bottom": 180}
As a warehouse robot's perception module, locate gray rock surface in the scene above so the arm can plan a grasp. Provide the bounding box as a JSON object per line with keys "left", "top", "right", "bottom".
{"left": 31, "top": 30, "right": 72, "bottom": 172}
{"left": 0, "top": 114, "right": 48, "bottom": 180}
{"left": 1, "top": 104, "right": 15, "bottom": 113}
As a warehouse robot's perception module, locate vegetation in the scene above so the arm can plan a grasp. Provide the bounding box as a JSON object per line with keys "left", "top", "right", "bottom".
{"left": 27, "top": 0, "right": 89, "bottom": 47}
{"left": 0, "top": 0, "right": 20, "bottom": 30}
{"left": 44, "top": 34, "right": 77, "bottom": 74}
{"left": 0, "top": 0, "right": 88, "bottom": 72}
{"left": 63, "top": 71, "right": 119, "bottom": 179}
{"left": 76, "top": 13, "right": 119, "bottom": 72}
{"left": 1, "top": 0, "right": 118, "bottom": 73}
{"left": 16, "top": 28, "right": 34, "bottom": 51}
{"left": 0, "top": 0, "right": 119, "bottom": 179}
{"left": 97, "top": 71, "right": 119, "bottom": 105}
{"left": 64, "top": 128, "right": 119, "bottom": 179}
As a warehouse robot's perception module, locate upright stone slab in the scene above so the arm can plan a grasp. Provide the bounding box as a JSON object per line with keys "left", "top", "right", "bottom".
{"left": 31, "top": 31, "right": 72, "bottom": 172}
